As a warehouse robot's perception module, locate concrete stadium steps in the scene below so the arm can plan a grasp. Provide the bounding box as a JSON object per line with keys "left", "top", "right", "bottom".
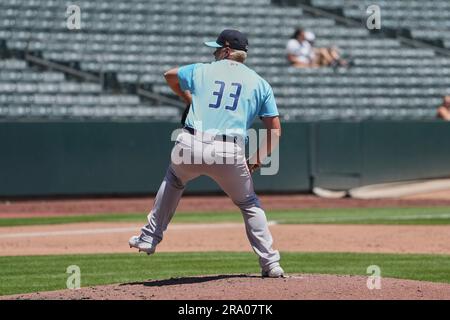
{"left": 0, "top": 59, "right": 174, "bottom": 120}
{"left": 0, "top": 0, "right": 449, "bottom": 120}
{"left": 0, "top": 71, "right": 65, "bottom": 83}
{"left": 0, "top": 104, "right": 180, "bottom": 119}
{"left": 21, "top": 48, "right": 435, "bottom": 60}
{"left": 278, "top": 107, "right": 433, "bottom": 121}
{"left": 320, "top": 0, "right": 450, "bottom": 49}
{"left": 272, "top": 87, "right": 449, "bottom": 98}
{"left": 2, "top": 32, "right": 399, "bottom": 48}
{"left": 0, "top": 94, "right": 141, "bottom": 105}
{"left": 275, "top": 97, "right": 441, "bottom": 108}
{"left": 0, "top": 82, "right": 102, "bottom": 94}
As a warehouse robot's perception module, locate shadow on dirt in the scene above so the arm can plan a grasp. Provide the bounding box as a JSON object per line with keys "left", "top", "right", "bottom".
{"left": 122, "top": 274, "right": 261, "bottom": 287}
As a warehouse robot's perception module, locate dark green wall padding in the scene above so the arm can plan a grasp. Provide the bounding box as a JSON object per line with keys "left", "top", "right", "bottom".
{"left": 0, "top": 122, "right": 310, "bottom": 196}
{"left": 0, "top": 121, "right": 449, "bottom": 196}
{"left": 312, "top": 122, "right": 450, "bottom": 189}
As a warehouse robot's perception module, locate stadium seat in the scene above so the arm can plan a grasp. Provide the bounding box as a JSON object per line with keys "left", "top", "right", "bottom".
{"left": 1, "top": 0, "right": 449, "bottom": 120}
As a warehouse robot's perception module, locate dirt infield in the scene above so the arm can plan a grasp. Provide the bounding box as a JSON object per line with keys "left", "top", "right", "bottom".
{"left": 4, "top": 274, "right": 450, "bottom": 300}
{"left": 1, "top": 193, "right": 450, "bottom": 300}
{"left": 1, "top": 222, "right": 450, "bottom": 256}
{"left": 2, "top": 193, "right": 450, "bottom": 218}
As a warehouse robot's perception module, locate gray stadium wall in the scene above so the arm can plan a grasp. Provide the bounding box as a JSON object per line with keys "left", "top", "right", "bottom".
{"left": 0, "top": 121, "right": 449, "bottom": 197}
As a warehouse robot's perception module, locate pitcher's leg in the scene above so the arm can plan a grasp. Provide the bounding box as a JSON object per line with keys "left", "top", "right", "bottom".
{"left": 140, "top": 164, "right": 194, "bottom": 246}
{"left": 240, "top": 201, "right": 281, "bottom": 272}
{"left": 131, "top": 132, "right": 201, "bottom": 254}
{"left": 207, "top": 159, "right": 280, "bottom": 271}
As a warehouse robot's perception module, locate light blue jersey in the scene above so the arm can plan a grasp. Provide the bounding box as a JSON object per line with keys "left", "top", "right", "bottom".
{"left": 178, "top": 59, "right": 279, "bottom": 138}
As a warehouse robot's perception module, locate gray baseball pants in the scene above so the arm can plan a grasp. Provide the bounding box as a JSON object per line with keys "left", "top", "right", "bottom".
{"left": 140, "top": 130, "right": 280, "bottom": 272}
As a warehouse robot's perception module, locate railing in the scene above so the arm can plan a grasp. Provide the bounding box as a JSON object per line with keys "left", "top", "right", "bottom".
{"left": 137, "top": 87, "right": 185, "bottom": 108}
{"left": 24, "top": 52, "right": 100, "bottom": 82}
{"left": 23, "top": 42, "right": 185, "bottom": 109}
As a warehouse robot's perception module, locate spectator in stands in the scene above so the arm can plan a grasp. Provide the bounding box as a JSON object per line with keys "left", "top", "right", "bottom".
{"left": 286, "top": 28, "right": 350, "bottom": 68}
{"left": 437, "top": 96, "right": 450, "bottom": 121}
{"left": 304, "top": 31, "right": 350, "bottom": 68}
{"left": 286, "top": 28, "right": 317, "bottom": 68}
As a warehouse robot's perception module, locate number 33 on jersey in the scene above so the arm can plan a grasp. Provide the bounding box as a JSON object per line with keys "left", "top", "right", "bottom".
{"left": 178, "top": 59, "right": 279, "bottom": 138}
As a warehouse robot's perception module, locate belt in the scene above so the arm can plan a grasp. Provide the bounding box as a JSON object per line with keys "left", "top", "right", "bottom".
{"left": 183, "top": 126, "right": 241, "bottom": 144}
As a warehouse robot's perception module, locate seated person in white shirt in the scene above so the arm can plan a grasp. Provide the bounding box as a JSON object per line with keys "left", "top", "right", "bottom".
{"left": 286, "top": 28, "right": 318, "bottom": 68}
{"left": 304, "top": 31, "right": 349, "bottom": 68}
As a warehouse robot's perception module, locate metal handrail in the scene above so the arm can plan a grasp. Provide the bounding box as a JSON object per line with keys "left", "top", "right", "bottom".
{"left": 137, "top": 87, "right": 185, "bottom": 108}
{"left": 24, "top": 50, "right": 184, "bottom": 108}
{"left": 25, "top": 52, "right": 100, "bottom": 82}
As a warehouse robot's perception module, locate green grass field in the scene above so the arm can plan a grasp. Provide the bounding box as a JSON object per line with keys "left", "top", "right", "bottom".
{"left": 1, "top": 207, "right": 450, "bottom": 227}
{"left": 1, "top": 206, "right": 449, "bottom": 296}
{"left": 1, "top": 252, "right": 450, "bottom": 296}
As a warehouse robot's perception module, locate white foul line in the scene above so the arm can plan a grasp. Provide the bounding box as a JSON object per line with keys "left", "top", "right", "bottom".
{"left": 0, "top": 223, "right": 253, "bottom": 239}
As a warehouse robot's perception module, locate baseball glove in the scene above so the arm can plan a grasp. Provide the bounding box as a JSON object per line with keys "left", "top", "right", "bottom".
{"left": 181, "top": 104, "right": 190, "bottom": 126}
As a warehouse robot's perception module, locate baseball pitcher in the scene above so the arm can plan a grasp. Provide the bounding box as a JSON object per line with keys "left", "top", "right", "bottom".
{"left": 129, "top": 29, "right": 284, "bottom": 278}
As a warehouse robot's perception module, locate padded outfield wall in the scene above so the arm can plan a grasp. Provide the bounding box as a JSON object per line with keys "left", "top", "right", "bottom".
{"left": 0, "top": 121, "right": 449, "bottom": 197}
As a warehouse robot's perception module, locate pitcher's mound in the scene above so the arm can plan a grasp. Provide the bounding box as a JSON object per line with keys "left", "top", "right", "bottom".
{"left": 5, "top": 274, "right": 450, "bottom": 300}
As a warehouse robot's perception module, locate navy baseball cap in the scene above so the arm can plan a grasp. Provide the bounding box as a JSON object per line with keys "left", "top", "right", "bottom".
{"left": 204, "top": 29, "right": 249, "bottom": 52}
